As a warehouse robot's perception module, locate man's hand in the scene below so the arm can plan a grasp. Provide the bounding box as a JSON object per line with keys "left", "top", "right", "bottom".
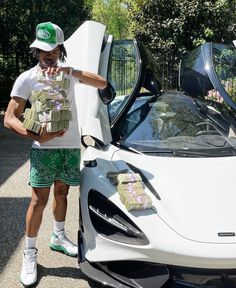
{"left": 42, "top": 66, "right": 69, "bottom": 76}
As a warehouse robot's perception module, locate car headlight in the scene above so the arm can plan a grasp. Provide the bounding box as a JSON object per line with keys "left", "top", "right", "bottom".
{"left": 88, "top": 190, "right": 149, "bottom": 245}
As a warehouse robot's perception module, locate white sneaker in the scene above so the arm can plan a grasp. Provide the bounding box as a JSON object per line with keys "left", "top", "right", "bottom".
{"left": 20, "top": 248, "right": 37, "bottom": 287}
{"left": 50, "top": 230, "right": 78, "bottom": 257}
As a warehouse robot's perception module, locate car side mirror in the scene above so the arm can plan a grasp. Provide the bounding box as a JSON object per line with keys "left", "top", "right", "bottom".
{"left": 98, "top": 82, "right": 116, "bottom": 105}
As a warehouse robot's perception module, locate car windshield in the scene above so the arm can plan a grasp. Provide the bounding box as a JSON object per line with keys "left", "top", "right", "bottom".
{"left": 119, "top": 92, "right": 236, "bottom": 156}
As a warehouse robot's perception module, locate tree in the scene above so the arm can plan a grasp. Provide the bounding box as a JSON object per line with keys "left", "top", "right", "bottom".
{"left": 128, "top": 0, "right": 236, "bottom": 89}
{"left": 0, "top": 0, "right": 91, "bottom": 107}
{"left": 0, "top": 0, "right": 91, "bottom": 79}
{"left": 91, "top": 0, "right": 132, "bottom": 39}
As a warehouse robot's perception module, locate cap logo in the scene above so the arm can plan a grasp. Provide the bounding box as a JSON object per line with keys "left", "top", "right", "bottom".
{"left": 37, "top": 29, "right": 51, "bottom": 40}
{"left": 30, "top": 22, "right": 63, "bottom": 49}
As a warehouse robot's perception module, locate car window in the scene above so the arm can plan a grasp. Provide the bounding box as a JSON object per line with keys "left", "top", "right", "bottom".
{"left": 108, "top": 40, "right": 139, "bottom": 121}
{"left": 212, "top": 44, "right": 236, "bottom": 103}
{"left": 180, "top": 43, "right": 236, "bottom": 108}
{"left": 179, "top": 46, "right": 213, "bottom": 97}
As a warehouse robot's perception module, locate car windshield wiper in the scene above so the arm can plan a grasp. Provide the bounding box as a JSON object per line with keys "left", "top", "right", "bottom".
{"left": 114, "top": 142, "right": 144, "bottom": 154}
{"left": 142, "top": 149, "right": 209, "bottom": 157}
{"left": 173, "top": 148, "right": 236, "bottom": 157}
{"left": 116, "top": 140, "right": 236, "bottom": 157}
{"left": 116, "top": 141, "right": 178, "bottom": 155}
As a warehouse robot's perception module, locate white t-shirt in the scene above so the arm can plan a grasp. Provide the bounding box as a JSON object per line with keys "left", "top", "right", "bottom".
{"left": 10, "top": 65, "right": 81, "bottom": 149}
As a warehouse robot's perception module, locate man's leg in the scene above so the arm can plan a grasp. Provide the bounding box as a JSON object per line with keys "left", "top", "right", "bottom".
{"left": 26, "top": 187, "right": 51, "bottom": 236}
{"left": 50, "top": 180, "right": 78, "bottom": 257}
{"left": 52, "top": 180, "right": 69, "bottom": 222}
{"left": 21, "top": 187, "right": 50, "bottom": 287}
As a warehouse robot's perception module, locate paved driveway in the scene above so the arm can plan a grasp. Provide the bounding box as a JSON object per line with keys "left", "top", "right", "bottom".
{"left": 0, "top": 115, "right": 96, "bottom": 288}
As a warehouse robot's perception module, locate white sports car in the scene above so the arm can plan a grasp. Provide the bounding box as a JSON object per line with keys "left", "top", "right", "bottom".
{"left": 65, "top": 21, "right": 236, "bottom": 288}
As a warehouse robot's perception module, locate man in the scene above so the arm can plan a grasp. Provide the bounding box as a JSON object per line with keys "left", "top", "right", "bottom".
{"left": 4, "top": 22, "right": 107, "bottom": 287}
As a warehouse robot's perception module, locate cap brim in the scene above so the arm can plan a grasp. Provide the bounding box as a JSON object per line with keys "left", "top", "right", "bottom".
{"left": 29, "top": 39, "right": 58, "bottom": 51}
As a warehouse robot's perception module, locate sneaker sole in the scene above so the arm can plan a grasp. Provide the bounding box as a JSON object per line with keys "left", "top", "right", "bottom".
{"left": 20, "top": 278, "right": 37, "bottom": 288}
{"left": 49, "top": 244, "right": 77, "bottom": 257}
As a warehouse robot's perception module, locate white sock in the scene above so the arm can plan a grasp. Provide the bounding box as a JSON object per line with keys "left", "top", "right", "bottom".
{"left": 53, "top": 220, "right": 65, "bottom": 235}
{"left": 25, "top": 236, "right": 37, "bottom": 250}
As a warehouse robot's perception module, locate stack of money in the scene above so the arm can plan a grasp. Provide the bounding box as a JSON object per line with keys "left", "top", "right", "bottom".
{"left": 118, "top": 182, "right": 146, "bottom": 204}
{"left": 38, "top": 110, "right": 61, "bottom": 122}
{"left": 45, "top": 120, "right": 69, "bottom": 132}
{"left": 117, "top": 173, "right": 142, "bottom": 183}
{"left": 40, "top": 98, "right": 70, "bottom": 111}
{"left": 106, "top": 169, "right": 128, "bottom": 185}
{"left": 60, "top": 110, "right": 72, "bottom": 120}
{"left": 37, "top": 88, "right": 64, "bottom": 101}
{"left": 37, "top": 70, "right": 69, "bottom": 89}
{"left": 116, "top": 172, "right": 152, "bottom": 211}
{"left": 31, "top": 100, "right": 42, "bottom": 112}
{"left": 117, "top": 182, "right": 144, "bottom": 195}
{"left": 23, "top": 71, "right": 72, "bottom": 134}
{"left": 120, "top": 194, "right": 152, "bottom": 211}
{"left": 24, "top": 108, "right": 39, "bottom": 121}
{"left": 22, "top": 118, "right": 42, "bottom": 134}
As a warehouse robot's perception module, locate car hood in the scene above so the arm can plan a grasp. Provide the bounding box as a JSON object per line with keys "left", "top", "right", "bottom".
{"left": 112, "top": 149, "right": 236, "bottom": 244}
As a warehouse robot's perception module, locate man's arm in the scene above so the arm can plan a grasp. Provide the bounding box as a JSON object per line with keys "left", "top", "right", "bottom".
{"left": 4, "top": 96, "right": 65, "bottom": 142}
{"left": 70, "top": 69, "right": 107, "bottom": 89}
{"left": 49, "top": 67, "right": 107, "bottom": 89}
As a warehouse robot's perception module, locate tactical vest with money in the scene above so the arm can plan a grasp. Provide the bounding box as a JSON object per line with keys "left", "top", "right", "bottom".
{"left": 22, "top": 71, "right": 72, "bottom": 134}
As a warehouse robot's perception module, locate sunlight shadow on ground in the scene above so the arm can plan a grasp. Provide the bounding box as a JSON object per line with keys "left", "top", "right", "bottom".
{"left": 0, "top": 115, "right": 31, "bottom": 185}
{"left": 37, "top": 264, "right": 86, "bottom": 280}
{"left": 0, "top": 197, "right": 30, "bottom": 274}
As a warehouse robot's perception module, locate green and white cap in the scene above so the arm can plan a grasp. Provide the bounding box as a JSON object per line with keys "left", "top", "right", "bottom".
{"left": 30, "top": 22, "right": 64, "bottom": 51}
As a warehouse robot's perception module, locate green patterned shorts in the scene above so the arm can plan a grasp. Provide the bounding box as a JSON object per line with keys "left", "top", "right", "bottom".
{"left": 29, "top": 148, "right": 80, "bottom": 188}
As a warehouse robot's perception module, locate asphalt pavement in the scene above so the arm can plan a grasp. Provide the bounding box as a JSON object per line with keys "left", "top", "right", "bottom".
{"left": 0, "top": 114, "right": 96, "bottom": 288}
